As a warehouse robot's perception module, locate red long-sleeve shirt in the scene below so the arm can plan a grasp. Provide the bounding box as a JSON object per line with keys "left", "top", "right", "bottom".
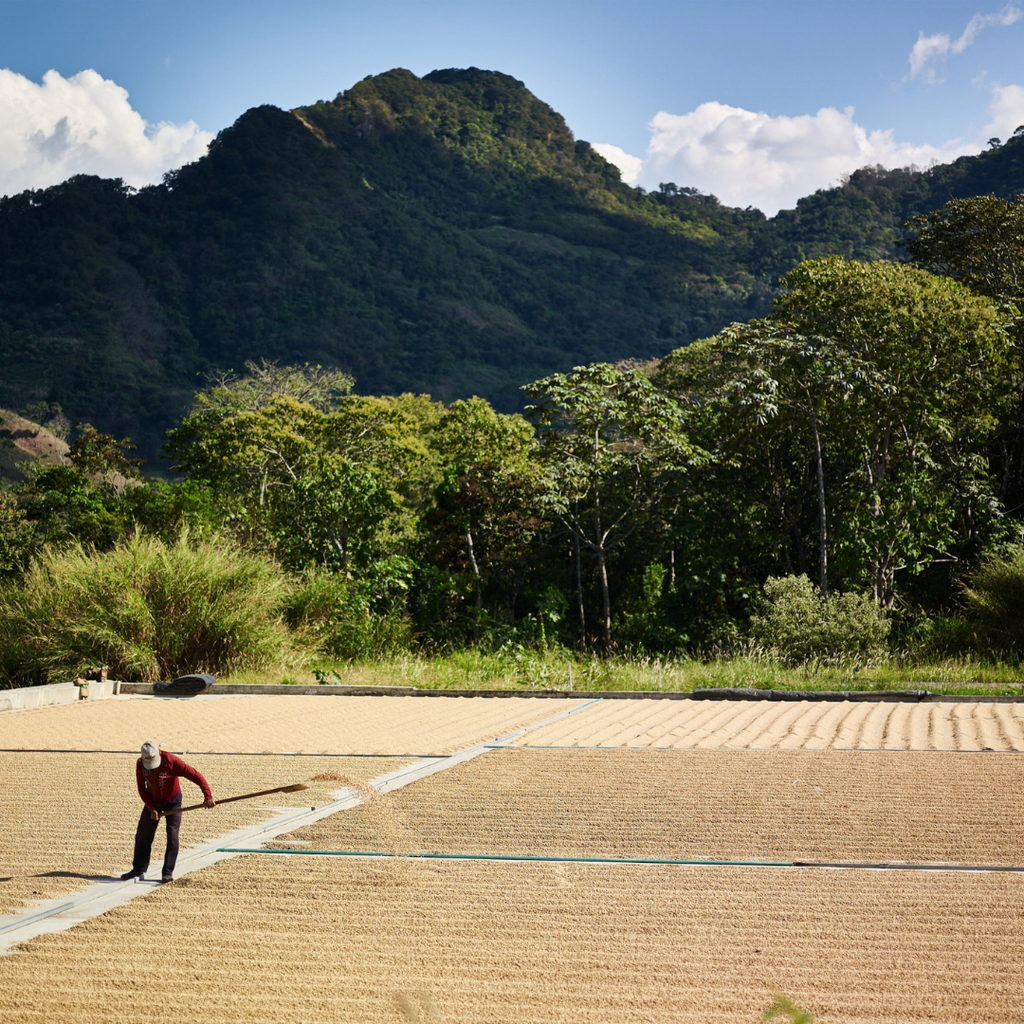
{"left": 136, "top": 750, "right": 213, "bottom": 811}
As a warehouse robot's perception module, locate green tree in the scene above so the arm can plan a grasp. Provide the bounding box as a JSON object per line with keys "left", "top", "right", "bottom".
{"left": 18, "top": 465, "right": 129, "bottom": 550}
{"left": 524, "top": 363, "right": 708, "bottom": 648}
{"left": 773, "top": 257, "right": 1010, "bottom": 606}
{"left": 422, "top": 463, "right": 543, "bottom": 641}
{"left": 275, "top": 455, "right": 400, "bottom": 570}
{"left": 0, "top": 493, "right": 33, "bottom": 579}
{"left": 902, "top": 194, "right": 1024, "bottom": 303}
{"left": 902, "top": 195, "right": 1024, "bottom": 512}
{"left": 684, "top": 321, "right": 887, "bottom": 597}
{"left": 656, "top": 257, "right": 1011, "bottom": 609}
{"left": 194, "top": 359, "right": 356, "bottom": 415}
{"left": 654, "top": 337, "right": 803, "bottom": 639}
{"left": 425, "top": 397, "right": 540, "bottom": 639}
{"left": 68, "top": 425, "right": 144, "bottom": 486}
{"left": 430, "top": 396, "right": 537, "bottom": 478}
{"left": 165, "top": 366, "right": 429, "bottom": 569}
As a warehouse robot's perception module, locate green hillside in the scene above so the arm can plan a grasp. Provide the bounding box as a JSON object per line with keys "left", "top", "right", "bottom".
{"left": 1, "top": 67, "right": 1022, "bottom": 464}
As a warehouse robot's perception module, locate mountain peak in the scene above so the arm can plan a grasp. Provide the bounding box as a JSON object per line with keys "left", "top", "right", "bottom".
{"left": 313, "top": 66, "right": 573, "bottom": 151}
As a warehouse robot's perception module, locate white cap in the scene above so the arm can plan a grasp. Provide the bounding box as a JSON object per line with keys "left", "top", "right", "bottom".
{"left": 140, "top": 741, "right": 161, "bottom": 770}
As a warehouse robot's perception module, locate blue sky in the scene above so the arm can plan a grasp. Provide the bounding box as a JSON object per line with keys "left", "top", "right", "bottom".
{"left": 1, "top": 0, "right": 1022, "bottom": 214}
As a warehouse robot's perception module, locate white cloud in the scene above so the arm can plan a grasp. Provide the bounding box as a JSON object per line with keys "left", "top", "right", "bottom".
{"left": 596, "top": 102, "right": 978, "bottom": 216}
{"left": 909, "top": 4, "right": 1021, "bottom": 82}
{"left": 984, "top": 82, "right": 1024, "bottom": 139}
{"left": 591, "top": 143, "right": 643, "bottom": 185}
{"left": 0, "top": 68, "right": 213, "bottom": 198}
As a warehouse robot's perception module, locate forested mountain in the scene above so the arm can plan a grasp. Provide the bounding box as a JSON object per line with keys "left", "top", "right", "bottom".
{"left": 2, "top": 66, "right": 1023, "bottom": 464}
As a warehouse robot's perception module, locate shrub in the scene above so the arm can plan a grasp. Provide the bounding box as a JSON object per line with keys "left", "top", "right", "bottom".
{"left": 0, "top": 530, "right": 298, "bottom": 687}
{"left": 963, "top": 543, "right": 1024, "bottom": 658}
{"left": 0, "top": 493, "right": 34, "bottom": 580}
{"left": 284, "top": 569, "right": 412, "bottom": 661}
{"left": 749, "top": 574, "right": 890, "bottom": 667}
{"left": 410, "top": 564, "right": 478, "bottom": 648}
{"left": 614, "top": 563, "right": 691, "bottom": 652}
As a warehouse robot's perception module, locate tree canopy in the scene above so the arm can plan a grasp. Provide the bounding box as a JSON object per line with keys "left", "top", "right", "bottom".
{"left": 657, "top": 257, "right": 1011, "bottom": 607}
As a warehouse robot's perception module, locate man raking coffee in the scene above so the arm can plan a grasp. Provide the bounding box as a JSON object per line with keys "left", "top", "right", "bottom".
{"left": 121, "top": 741, "right": 215, "bottom": 884}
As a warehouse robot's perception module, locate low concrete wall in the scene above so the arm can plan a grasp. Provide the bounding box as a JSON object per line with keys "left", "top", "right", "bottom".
{"left": 6, "top": 680, "right": 1023, "bottom": 708}
{"left": 119, "top": 682, "right": 571, "bottom": 698}
{"left": 117, "top": 682, "right": 1024, "bottom": 702}
{"left": 0, "top": 679, "right": 119, "bottom": 713}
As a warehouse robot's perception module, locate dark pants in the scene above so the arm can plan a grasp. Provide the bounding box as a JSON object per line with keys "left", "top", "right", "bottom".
{"left": 131, "top": 794, "right": 183, "bottom": 877}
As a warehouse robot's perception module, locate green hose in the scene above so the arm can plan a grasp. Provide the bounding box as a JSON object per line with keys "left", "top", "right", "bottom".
{"left": 216, "top": 848, "right": 792, "bottom": 867}
{"left": 214, "top": 848, "right": 1024, "bottom": 872}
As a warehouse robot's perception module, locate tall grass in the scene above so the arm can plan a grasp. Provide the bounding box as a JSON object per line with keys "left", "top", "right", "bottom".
{"left": 223, "top": 646, "right": 1024, "bottom": 695}
{"left": 0, "top": 530, "right": 300, "bottom": 687}
{"left": 963, "top": 542, "right": 1024, "bottom": 658}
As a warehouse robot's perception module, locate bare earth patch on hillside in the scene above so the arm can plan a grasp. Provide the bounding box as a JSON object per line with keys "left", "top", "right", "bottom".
{"left": 0, "top": 409, "right": 68, "bottom": 462}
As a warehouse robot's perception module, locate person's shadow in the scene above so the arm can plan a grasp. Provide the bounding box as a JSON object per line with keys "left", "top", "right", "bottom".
{"left": 28, "top": 871, "right": 123, "bottom": 882}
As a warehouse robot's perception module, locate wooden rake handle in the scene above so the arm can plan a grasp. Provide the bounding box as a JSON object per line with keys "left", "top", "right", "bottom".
{"left": 160, "top": 783, "right": 309, "bottom": 817}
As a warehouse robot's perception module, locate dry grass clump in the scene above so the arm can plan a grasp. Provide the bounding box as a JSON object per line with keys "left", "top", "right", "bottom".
{"left": 1, "top": 856, "right": 1021, "bottom": 1022}
{"left": 0, "top": 752, "right": 409, "bottom": 914}
{"left": 288, "top": 748, "right": 1024, "bottom": 867}
{"left": 0, "top": 694, "right": 576, "bottom": 755}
